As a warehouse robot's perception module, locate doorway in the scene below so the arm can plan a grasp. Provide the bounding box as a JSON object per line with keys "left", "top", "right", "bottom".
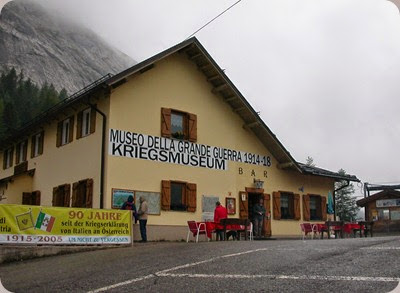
{"left": 248, "top": 192, "right": 271, "bottom": 238}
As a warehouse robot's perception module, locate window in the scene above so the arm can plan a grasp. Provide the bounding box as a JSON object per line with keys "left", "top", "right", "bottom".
{"left": 57, "top": 116, "right": 74, "bottom": 147}
{"left": 161, "top": 180, "right": 196, "bottom": 212}
{"left": 22, "top": 191, "right": 41, "bottom": 205}
{"left": 16, "top": 140, "right": 28, "bottom": 165}
{"left": 77, "top": 107, "right": 96, "bottom": 139}
{"left": 281, "top": 193, "right": 294, "bottom": 219}
{"left": 3, "top": 147, "right": 14, "bottom": 169}
{"left": 273, "top": 191, "right": 300, "bottom": 220}
{"left": 72, "top": 179, "right": 93, "bottom": 208}
{"left": 161, "top": 108, "right": 197, "bottom": 142}
{"left": 53, "top": 184, "right": 71, "bottom": 207}
{"left": 303, "top": 194, "right": 326, "bottom": 221}
{"left": 310, "top": 196, "right": 322, "bottom": 220}
{"left": 31, "top": 131, "right": 44, "bottom": 158}
{"left": 171, "top": 111, "right": 186, "bottom": 139}
{"left": 171, "top": 182, "right": 187, "bottom": 211}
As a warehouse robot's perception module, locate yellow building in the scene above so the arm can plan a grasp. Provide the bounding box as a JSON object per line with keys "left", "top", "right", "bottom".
{"left": 0, "top": 38, "right": 358, "bottom": 240}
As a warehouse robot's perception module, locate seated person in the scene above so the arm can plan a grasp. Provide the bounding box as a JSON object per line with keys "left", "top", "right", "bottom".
{"left": 214, "top": 201, "right": 227, "bottom": 240}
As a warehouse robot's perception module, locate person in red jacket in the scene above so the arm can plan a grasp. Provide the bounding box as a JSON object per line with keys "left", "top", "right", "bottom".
{"left": 214, "top": 201, "right": 228, "bottom": 241}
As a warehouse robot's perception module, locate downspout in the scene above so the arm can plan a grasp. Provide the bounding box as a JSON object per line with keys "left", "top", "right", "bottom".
{"left": 89, "top": 104, "right": 107, "bottom": 209}
{"left": 333, "top": 180, "right": 350, "bottom": 221}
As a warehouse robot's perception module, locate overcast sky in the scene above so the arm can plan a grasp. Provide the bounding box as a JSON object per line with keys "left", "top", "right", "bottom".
{"left": 27, "top": 0, "right": 400, "bottom": 196}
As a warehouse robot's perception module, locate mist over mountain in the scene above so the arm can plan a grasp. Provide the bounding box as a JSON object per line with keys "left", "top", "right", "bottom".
{"left": 0, "top": 0, "right": 135, "bottom": 94}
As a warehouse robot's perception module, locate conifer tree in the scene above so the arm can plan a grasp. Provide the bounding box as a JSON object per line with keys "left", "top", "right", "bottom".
{"left": 335, "top": 169, "right": 359, "bottom": 221}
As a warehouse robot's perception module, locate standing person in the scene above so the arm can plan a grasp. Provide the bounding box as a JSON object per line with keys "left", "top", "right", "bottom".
{"left": 137, "top": 196, "right": 148, "bottom": 243}
{"left": 253, "top": 198, "right": 266, "bottom": 237}
{"left": 121, "top": 195, "right": 137, "bottom": 223}
{"left": 214, "top": 201, "right": 228, "bottom": 241}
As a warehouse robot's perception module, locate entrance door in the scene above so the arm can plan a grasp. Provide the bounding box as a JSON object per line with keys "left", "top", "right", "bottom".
{"left": 239, "top": 192, "right": 271, "bottom": 237}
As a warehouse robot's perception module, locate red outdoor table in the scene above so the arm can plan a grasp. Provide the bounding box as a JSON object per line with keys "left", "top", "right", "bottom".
{"left": 199, "top": 221, "right": 247, "bottom": 240}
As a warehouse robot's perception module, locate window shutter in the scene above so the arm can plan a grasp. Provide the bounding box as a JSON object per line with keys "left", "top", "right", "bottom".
{"left": 39, "top": 131, "right": 44, "bottom": 155}
{"left": 56, "top": 121, "right": 63, "bottom": 147}
{"left": 64, "top": 184, "right": 71, "bottom": 207}
{"left": 186, "top": 183, "right": 197, "bottom": 212}
{"left": 90, "top": 108, "right": 96, "bottom": 134}
{"left": 69, "top": 116, "right": 74, "bottom": 143}
{"left": 22, "top": 192, "right": 31, "bottom": 205}
{"left": 52, "top": 187, "right": 58, "bottom": 206}
{"left": 31, "top": 136, "right": 35, "bottom": 158}
{"left": 263, "top": 193, "right": 271, "bottom": 236}
{"left": 303, "top": 194, "right": 310, "bottom": 221}
{"left": 86, "top": 179, "right": 93, "bottom": 208}
{"left": 321, "top": 196, "right": 327, "bottom": 221}
{"left": 273, "top": 192, "right": 281, "bottom": 220}
{"left": 188, "top": 113, "right": 197, "bottom": 142}
{"left": 294, "top": 194, "right": 300, "bottom": 220}
{"left": 76, "top": 111, "right": 83, "bottom": 139}
{"left": 34, "top": 191, "right": 41, "bottom": 206}
{"left": 239, "top": 192, "right": 248, "bottom": 219}
{"left": 161, "top": 108, "right": 171, "bottom": 138}
{"left": 71, "top": 182, "right": 79, "bottom": 207}
{"left": 161, "top": 180, "right": 171, "bottom": 210}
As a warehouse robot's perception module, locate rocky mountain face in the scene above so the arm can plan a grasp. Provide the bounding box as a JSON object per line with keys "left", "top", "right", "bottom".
{"left": 0, "top": 0, "right": 135, "bottom": 94}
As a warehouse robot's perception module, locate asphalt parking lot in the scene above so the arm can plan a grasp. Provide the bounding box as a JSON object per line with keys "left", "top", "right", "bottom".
{"left": 1, "top": 236, "right": 399, "bottom": 292}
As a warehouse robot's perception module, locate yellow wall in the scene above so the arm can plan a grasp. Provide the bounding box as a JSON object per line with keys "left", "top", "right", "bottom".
{"left": 0, "top": 175, "right": 33, "bottom": 204}
{"left": 0, "top": 98, "right": 108, "bottom": 207}
{"left": 105, "top": 53, "right": 335, "bottom": 235}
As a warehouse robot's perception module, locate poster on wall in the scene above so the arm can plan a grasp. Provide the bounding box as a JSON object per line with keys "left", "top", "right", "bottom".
{"left": 202, "top": 195, "right": 219, "bottom": 221}
{"left": 112, "top": 189, "right": 135, "bottom": 209}
{"left": 135, "top": 191, "right": 161, "bottom": 215}
{"left": 0, "top": 204, "right": 132, "bottom": 245}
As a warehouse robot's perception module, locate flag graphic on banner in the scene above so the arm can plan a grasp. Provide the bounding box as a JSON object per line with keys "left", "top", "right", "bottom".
{"left": 15, "top": 210, "right": 34, "bottom": 231}
{"left": 35, "top": 211, "right": 55, "bottom": 232}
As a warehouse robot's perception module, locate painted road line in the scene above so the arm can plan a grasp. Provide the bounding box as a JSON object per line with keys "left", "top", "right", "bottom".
{"left": 87, "top": 274, "right": 155, "bottom": 293}
{"left": 361, "top": 247, "right": 400, "bottom": 250}
{"left": 156, "top": 273, "right": 400, "bottom": 283}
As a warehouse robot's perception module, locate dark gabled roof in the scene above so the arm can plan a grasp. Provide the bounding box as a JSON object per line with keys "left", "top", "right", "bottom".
{"left": 297, "top": 163, "right": 359, "bottom": 182}
{"left": 356, "top": 189, "right": 400, "bottom": 207}
{"left": 0, "top": 37, "right": 359, "bottom": 182}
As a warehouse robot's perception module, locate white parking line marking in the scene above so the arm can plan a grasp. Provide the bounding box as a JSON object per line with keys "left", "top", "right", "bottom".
{"left": 361, "top": 247, "right": 400, "bottom": 250}
{"left": 156, "top": 273, "right": 400, "bottom": 283}
{"left": 87, "top": 275, "right": 155, "bottom": 293}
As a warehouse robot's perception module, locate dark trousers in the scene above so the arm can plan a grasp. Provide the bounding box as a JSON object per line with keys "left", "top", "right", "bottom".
{"left": 253, "top": 217, "right": 263, "bottom": 237}
{"left": 139, "top": 219, "right": 147, "bottom": 241}
{"left": 216, "top": 229, "right": 225, "bottom": 241}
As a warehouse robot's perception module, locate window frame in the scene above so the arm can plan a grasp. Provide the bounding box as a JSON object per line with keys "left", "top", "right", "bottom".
{"left": 309, "top": 195, "right": 322, "bottom": 221}
{"left": 57, "top": 116, "right": 74, "bottom": 147}
{"left": 16, "top": 140, "right": 28, "bottom": 165}
{"left": 161, "top": 108, "right": 197, "bottom": 142}
{"left": 53, "top": 184, "right": 71, "bottom": 207}
{"left": 280, "top": 192, "right": 294, "bottom": 220}
{"left": 170, "top": 110, "right": 188, "bottom": 140}
{"left": 62, "top": 119, "right": 71, "bottom": 145}
{"left": 71, "top": 178, "right": 93, "bottom": 208}
{"left": 31, "top": 131, "right": 44, "bottom": 158}
{"left": 170, "top": 181, "right": 187, "bottom": 211}
{"left": 161, "top": 180, "right": 196, "bottom": 212}
{"left": 81, "top": 108, "right": 91, "bottom": 137}
{"left": 3, "top": 147, "right": 14, "bottom": 169}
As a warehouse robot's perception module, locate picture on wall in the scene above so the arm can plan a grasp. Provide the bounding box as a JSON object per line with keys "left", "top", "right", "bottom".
{"left": 112, "top": 189, "right": 135, "bottom": 209}
{"left": 226, "top": 197, "right": 236, "bottom": 215}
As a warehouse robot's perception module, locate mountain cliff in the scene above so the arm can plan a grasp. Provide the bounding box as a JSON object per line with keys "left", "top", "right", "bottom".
{"left": 0, "top": 0, "right": 135, "bottom": 94}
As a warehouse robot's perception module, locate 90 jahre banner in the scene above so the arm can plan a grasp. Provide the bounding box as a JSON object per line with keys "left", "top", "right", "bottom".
{"left": 0, "top": 205, "right": 132, "bottom": 245}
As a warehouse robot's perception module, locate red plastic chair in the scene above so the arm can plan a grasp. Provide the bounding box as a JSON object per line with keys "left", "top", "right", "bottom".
{"left": 300, "top": 223, "right": 317, "bottom": 240}
{"left": 186, "top": 221, "right": 208, "bottom": 243}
